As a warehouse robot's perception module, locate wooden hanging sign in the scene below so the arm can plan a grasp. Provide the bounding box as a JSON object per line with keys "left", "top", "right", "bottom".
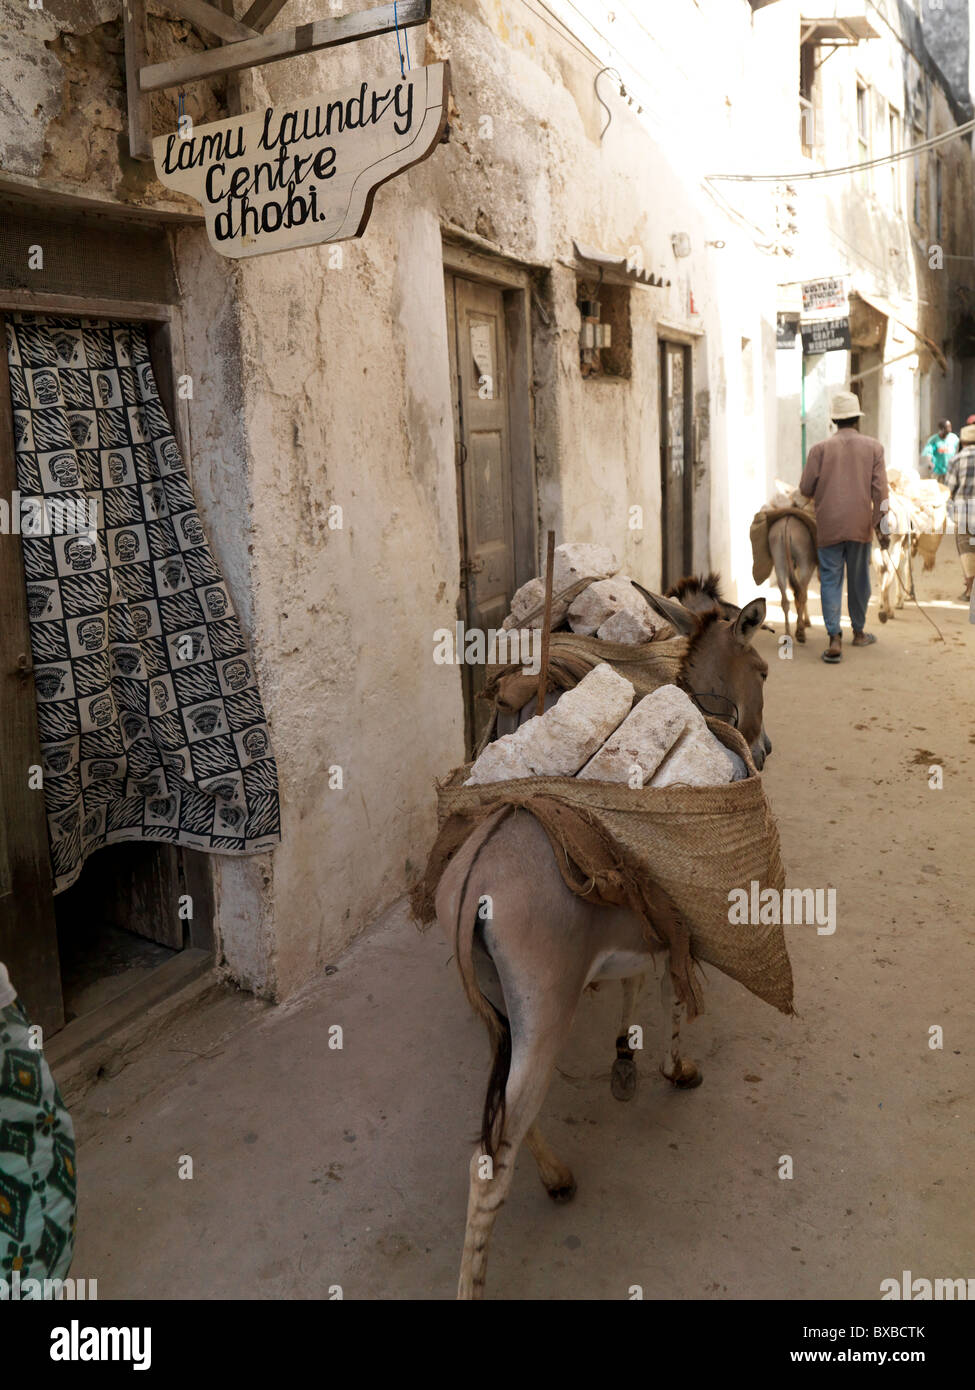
{"left": 152, "top": 62, "right": 449, "bottom": 258}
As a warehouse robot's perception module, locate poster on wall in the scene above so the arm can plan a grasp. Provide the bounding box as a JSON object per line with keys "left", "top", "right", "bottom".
{"left": 153, "top": 63, "right": 450, "bottom": 259}
{"left": 776, "top": 313, "right": 799, "bottom": 349}
{"left": 800, "top": 275, "right": 851, "bottom": 355}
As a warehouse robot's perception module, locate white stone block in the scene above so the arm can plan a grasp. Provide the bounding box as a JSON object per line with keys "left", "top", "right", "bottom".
{"left": 465, "top": 663, "right": 634, "bottom": 784}
{"left": 502, "top": 576, "right": 569, "bottom": 630}
{"left": 649, "top": 718, "right": 735, "bottom": 788}
{"left": 577, "top": 685, "right": 690, "bottom": 783}
{"left": 568, "top": 575, "right": 648, "bottom": 636}
{"left": 596, "top": 604, "right": 663, "bottom": 644}
{"left": 552, "top": 543, "right": 619, "bottom": 598}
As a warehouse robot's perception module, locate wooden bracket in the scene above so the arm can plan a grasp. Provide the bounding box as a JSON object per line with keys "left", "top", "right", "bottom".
{"left": 163, "top": 0, "right": 259, "bottom": 42}
{"left": 123, "top": 0, "right": 433, "bottom": 160}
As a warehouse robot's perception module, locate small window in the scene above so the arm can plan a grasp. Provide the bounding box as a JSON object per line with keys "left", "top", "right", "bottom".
{"left": 935, "top": 155, "right": 943, "bottom": 242}
{"left": 856, "top": 82, "right": 870, "bottom": 189}
{"left": 799, "top": 39, "right": 818, "bottom": 155}
{"left": 912, "top": 118, "right": 924, "bottom": 227}
{"left": 577, "top": 278, "right": 632, "bottom": 380}
{"left": 888, "top": 107, "right": 901, "bottom": 208}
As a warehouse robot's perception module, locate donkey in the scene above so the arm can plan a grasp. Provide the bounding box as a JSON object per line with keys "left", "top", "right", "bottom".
{"left": 872, "top": 493, "right": 913, "bottom": 621}
{"left": 768, "top": 516, "right": 817, "bottom": 643}
{"left": 436, "top": 590, "right": 769, "bottom": 1299}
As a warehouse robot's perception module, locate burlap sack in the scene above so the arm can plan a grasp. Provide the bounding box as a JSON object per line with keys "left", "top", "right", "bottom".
{"left": 414, "top": 720, "right": 794, "bottom": 1015}
{"left": 914, "top": 530, "right": 943, "bottom": 571}
{"left": 482, "top": 632, "right": 689, "bottom": 714}
{"left": 751, "top": 506, "right": 818, "bottom": 585}
{"left": 750, "top": 511, "right": 774, "bottom": 585}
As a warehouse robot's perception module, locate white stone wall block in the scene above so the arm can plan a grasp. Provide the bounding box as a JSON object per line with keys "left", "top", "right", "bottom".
{"left": 552, "top": 543, "right": 619, "bottom": 597}
{"left": 502, "top": 576, "right": 569, "bottom": 630}
{"left": 567, "top": 574, "right": 651, "bottom": 636}
{"left": 577, "top": 686, "right": 690, "bottom": 783}
{"left": 649, "top": 721, "right": 735, "bottom": 788}
{"left": 465, "top": 663, "right": 634, "bottom": 784}
{"left": 596, "top": 604, "right": 664, "bottom": 644}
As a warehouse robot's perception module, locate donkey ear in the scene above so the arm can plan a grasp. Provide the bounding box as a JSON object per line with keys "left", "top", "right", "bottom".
{"left": 637, "top": 587, "right": 698, "bottom": 636}
{"left": 733, "top": 597, "right": 766, "bottom": 645}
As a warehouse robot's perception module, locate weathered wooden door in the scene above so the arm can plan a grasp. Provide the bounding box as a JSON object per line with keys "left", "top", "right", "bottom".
{"left": 445, "top": 274, "right": 518, "bottom": 752}
{"left": 660, "top": 341, "right": 693, "bottom": 589}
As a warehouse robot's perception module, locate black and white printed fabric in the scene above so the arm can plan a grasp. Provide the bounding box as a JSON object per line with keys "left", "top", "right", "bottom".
{"left": 5, "top": 314, "right": 281, "bottom": 893}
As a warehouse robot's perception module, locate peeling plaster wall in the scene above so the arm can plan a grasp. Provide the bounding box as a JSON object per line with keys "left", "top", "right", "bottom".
{"left": 0, "top": 0, "right": 793, "bottom": 996}
{"left": 0, "top": 0, "right": 226, "bottom": 210}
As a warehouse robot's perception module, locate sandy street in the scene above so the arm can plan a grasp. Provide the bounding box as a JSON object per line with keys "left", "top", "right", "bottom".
{"left": 68, "top": 544, "right": 974, "bottom": 1300}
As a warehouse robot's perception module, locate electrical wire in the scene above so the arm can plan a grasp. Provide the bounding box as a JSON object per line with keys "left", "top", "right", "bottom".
{"left": 708, "top": 116, "right": 975, "bottom": 183}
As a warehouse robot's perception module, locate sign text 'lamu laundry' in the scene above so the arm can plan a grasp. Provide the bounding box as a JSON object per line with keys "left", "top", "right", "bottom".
{"left": 153, "top": 64, "right": 449, "bottom": 259}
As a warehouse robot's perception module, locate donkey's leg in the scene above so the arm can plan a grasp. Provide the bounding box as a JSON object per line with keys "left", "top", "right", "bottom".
{"left": 610, "top": 974, "right": 645, "bottom": 1101}
{"left": 795, "top": 585, "right": 807, "bottom": 642}
{"left": 458, "top": 1027, "right": 575, "bottom": 1300}
{"left": 659, "top": 963, "right": 703, "bottom": 1089}
{"left": 525, "top": 1124, "right": 576, "bottom": 1202}
{"left": 779, "top": 583, "right": 791, "bottom": 639}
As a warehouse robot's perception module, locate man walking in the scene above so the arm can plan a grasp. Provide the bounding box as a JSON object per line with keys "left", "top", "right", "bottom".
{"left": 799, "top": 391, "right": 889, "bottom": 664}
{"left": 946, "top": 422, "right": 975, "bottom": 602}
{"left": 921, "top": 419, "right": 958, "bottom": 480}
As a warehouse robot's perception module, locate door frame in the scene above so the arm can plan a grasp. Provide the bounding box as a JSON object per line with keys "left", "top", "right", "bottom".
{"left": 658, "top": 336, "right": 695, "bottom": 588}
{"left": 442, "top": 238, "right": 538, "bottom": 750}
{"left": 0, "top": 286, "right": 214, "bottom": 1033}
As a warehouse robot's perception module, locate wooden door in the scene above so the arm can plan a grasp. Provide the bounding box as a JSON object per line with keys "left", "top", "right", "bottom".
{"left": 445, "top": 274, "right": 518, "bottom": 753}
{"left": 660, "top": 341, "right": 692, "bottom": 589}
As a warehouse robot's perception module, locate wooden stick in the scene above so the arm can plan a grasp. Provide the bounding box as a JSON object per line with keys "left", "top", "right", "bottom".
{"left": 241, "top": 0, "right": 293, "bottom": 32}
{"left": 162, "top": 0, "right": 259, "bottom": 43}
{"left": 535, "top": 530, "right": 556, "bottom": 717}
{"left": 122, "top": 0, "right": 153, "bottom": 160}
{"left": 140, "top": 0, "right": 431, "bottom": 92}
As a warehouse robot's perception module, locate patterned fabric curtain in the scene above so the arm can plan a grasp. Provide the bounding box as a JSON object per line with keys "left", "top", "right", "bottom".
{"left": 5, "top": 314, "right": 281, "bottom": 893}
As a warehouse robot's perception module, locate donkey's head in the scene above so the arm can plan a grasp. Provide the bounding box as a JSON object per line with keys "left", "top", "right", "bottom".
{"left": 643, "top": 590, "right": 771, "bottom": 769}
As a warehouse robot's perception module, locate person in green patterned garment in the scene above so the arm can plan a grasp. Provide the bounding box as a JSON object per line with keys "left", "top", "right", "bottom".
{"left": 0, "top": 961, "right": 77, "bottom": 1298}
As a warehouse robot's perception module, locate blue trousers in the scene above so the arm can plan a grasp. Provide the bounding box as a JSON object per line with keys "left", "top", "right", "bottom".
{"left": 817, "top": 541, "right": 872, "bottom": 637}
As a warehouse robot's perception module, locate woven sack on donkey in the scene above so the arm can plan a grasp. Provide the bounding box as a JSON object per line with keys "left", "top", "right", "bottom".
{"left": 411, "top": 720, "right": 794, "bottom": 1017}
{"left": 481, "top": 631, "right": 689, "bottom": 716}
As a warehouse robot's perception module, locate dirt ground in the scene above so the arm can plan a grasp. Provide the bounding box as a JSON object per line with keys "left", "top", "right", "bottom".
{"left": 69, "top": 543, "right": 974, "bottom": 1300}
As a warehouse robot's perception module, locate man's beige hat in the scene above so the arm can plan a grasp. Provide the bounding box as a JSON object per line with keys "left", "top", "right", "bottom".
{"left": 830, "top": 390, "right": 864, "bottom": 419}
{"left": 960, "top": 424, "right": 975, "bottom": 445}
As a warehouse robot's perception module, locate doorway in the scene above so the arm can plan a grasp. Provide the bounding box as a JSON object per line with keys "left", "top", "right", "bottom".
{"left": 659, "top": 340, "right": 693, "bottom": 589}
{"left": 0, "top": 305, "right": 214, "bottom": 1037}
{"left": 850, "top": 346, "right": 882, "bottom": 443}
{"left": 444, "top": 259, "right": 536, "bottom": 753}
{"left": 0, "top": 215, "right": 217, "bottom": 1036}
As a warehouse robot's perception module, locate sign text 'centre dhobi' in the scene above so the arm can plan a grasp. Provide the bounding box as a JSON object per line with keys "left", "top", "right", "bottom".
{"left": 153, "top": 63, "right": 449, "bottom": 259}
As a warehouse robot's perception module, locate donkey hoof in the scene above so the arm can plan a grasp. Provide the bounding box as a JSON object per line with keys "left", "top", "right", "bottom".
{"left": 795, "top": 626, "right": 806, "bottom": 644}
{"left": 611, "top": 1056, "right": 638, "bottom": 1101}
{"left": 662, "top": 1060, "right": 703, "bottom": 1089}
{"left": 546, "top": 1178, "right": 577, "bottom": 1204}
{"left": 878, "top": 610, "right": 888, "bottom": 623}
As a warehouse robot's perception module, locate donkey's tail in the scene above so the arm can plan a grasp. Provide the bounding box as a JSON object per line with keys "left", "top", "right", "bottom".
{"left": 442, "top": 808, "right": 514, "bottom": 1161}
{"left": 784, "top": 517, "right": 802, "bottom": 595}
